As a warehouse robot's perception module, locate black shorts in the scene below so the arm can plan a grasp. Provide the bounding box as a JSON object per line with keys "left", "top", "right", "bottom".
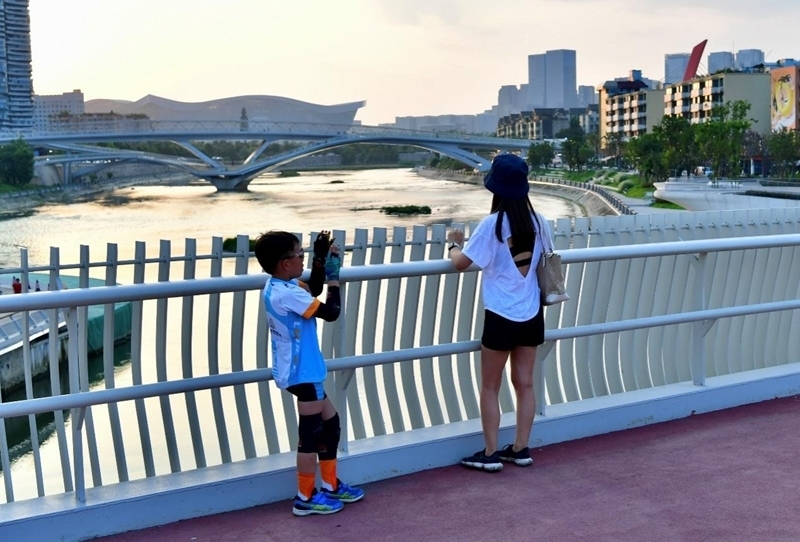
{"left": 286, "top": 383, "right": 327, "bottom": 402}
{"left": 481, "top": 306, "right": 545, "bottom": 351}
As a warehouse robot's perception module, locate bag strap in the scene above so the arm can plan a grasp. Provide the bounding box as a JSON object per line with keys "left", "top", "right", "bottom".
{"left": 534, "top": 212, "right": 554, "bottom": 255}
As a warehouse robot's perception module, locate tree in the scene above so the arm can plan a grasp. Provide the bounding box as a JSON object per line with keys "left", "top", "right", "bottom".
{"left": 0, "top": 138, "right": 34, "bottom": 185}
{"left": 765, "top": 129, "right": 800, "bottom": 179}
{"left": 624, "top": 133, "right": 666, "bottom": 185}
{"left": 558, "top": 118, "right": 591, "bottom": 170}
{"left": 652, "top": 115, "right": 697, "bottom": 177}
{"left": 602, "top": 132, "right": 625, "bottom": 169}
{"left": 693, "top": 100, "right": 752, "bottom": 178}
{"left": 527, "top": 142, "right": 555, "bottom": 170}
{"left": 585, "top": 132, "right": 601, "bottom": 162}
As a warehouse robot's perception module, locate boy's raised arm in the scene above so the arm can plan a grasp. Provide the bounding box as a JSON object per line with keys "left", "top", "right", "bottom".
{"left": 306, "top": 231, "right": 333, "bottom": 297}
{"left": 312, "top": 248, "right": 342, "bottom": 322}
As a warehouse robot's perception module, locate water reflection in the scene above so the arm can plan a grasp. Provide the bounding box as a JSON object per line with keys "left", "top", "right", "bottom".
{"left": 2, "top": 341, "right": 132, "bottom": 470}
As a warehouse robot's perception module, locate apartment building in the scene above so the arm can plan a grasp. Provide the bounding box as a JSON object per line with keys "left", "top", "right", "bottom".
{"left": 496, "top": 109, "right": 570, "bottom": 140}
{"left": 570, "top": 104, "right": 599, "bottom": 135}
{"left": 663, "top": 72, "right": 770, "bottom": 133}
{"left": 598, "top": 77, "right": 665, "bottom": 141}
{"left": 33, "top": 89, "right": 85, "bottom": 132}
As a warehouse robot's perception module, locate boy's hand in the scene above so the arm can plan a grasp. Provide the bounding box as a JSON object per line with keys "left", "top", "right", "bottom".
{"left": 313, "top": 231, "right": 334, "bottom": 261}
{"left": 324, "top": 246, "right": 341, "bottom": 282}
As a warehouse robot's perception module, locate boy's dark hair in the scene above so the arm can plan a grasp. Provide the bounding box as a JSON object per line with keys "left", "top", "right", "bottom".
{"left": 254, "top": 231, "right": 301, "bottom": 273}
{"left": 490, "top": 194, "right": 537, "bottom": 251}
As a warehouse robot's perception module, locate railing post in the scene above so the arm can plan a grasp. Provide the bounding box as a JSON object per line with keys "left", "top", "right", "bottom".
{"left": 534, "top": 342, "right": 554, "bottom": 417}
{"left": 67, "top": 308, "right": 87, "bottom": 502}
{"left": 691, "top": 253, "right": 708, "bottom": 386}
{"left": 333, "top": 280, "right": 351, "bottom": 453}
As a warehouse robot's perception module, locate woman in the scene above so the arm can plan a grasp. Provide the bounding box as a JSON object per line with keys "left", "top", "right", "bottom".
{"left": 447, "top": 153, "right": 552, "bottom": 472}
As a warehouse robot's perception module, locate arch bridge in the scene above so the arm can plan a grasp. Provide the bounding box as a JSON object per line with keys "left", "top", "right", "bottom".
{"left": 2, "top": 121, "right": 542, "bottom": 191}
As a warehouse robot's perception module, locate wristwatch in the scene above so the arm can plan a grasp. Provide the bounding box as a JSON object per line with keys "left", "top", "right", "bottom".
{"left": 448, "top": 243, "right": 460, "bottom": 251}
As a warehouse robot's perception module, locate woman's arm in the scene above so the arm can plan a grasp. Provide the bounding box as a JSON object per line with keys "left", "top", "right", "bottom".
{"left": 446, "top": 229, "right": 473, "bottom": 271}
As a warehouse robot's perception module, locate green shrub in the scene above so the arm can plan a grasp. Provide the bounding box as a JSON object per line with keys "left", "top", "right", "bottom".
{"left": 222, "top": 237, "right": 256, "bottom": 252}
{"left": 618, "top": 180, "right": 635, "bottom": 193}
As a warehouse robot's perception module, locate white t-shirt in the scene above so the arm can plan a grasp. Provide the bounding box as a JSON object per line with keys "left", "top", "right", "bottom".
{"left": 462, "top": 211, "right": 553, "bottom": 321}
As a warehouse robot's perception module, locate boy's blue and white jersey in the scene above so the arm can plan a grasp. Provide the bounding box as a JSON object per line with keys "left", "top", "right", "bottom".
{"left": 263, "top": 278, "right": 327, "bottom": 388}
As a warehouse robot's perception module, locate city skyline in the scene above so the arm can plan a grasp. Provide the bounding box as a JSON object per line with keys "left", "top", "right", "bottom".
{"left": 29, "top": 0, "right": 800, "bottom": 126}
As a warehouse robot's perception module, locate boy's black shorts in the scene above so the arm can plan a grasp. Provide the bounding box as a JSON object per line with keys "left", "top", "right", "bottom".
{"left": 481, "top": 306, "right": 545, "bottom": 352}
{"left": 286, "top": 382, "right": 327, "bottom": 402}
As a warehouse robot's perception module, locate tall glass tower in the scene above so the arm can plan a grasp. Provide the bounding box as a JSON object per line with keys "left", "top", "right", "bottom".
{"left": 0, "top": 0, "right": 34, "bottom": 132}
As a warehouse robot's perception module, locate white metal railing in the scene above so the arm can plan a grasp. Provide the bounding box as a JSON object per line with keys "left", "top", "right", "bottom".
{"left": 0, "top": 212, "right": 800, "bottom": 507}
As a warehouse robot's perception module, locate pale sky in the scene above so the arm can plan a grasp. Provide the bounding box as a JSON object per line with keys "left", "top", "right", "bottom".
{"left": 29, "top": 0, "right": 799, "bottom": 125}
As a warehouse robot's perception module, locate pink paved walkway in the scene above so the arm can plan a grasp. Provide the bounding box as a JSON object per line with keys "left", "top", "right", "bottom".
{"left": 100, "top": 396, "right": 800, "bottom": 542}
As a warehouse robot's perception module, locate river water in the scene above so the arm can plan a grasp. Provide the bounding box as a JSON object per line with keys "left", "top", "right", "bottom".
{"left": 0, "top": 168, "right": 584, "bottom": 502}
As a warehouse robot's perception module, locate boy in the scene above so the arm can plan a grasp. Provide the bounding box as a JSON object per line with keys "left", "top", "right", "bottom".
{"left": 254, "top": 230, "right": 364, "bottom": 516}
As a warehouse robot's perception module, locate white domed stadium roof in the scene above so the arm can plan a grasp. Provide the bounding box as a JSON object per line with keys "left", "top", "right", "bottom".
{"left": 85, "top": 94, "right": 366, "bottom": 125}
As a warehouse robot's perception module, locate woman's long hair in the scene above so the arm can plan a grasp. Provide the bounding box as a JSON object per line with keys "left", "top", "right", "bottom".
{"left": 491, "top": 194, "right": 537, "bottom": 251}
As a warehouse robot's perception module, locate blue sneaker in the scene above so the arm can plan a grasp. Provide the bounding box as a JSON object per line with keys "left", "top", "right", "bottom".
{"left": 321, "top": 478, "right": 365, "bottom": 503}
{"left": 292, "top": 489, "right": 344, "bottom": 516}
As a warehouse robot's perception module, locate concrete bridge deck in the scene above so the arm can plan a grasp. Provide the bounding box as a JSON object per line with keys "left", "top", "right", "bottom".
{"left": 99, "top": 395, "right": 800, "bottom": 542}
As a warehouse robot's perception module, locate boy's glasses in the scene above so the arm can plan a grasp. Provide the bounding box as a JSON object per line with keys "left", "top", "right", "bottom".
{"left": 281, "top": 249, "right": 304, "bottom": 260}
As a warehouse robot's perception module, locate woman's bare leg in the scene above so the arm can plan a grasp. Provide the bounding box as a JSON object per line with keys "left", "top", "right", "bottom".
{"left": 480, "top": 346, "right": 510, "bottom": 455}
{"left": 510, "top": 346, "right": 537, "bottom": 450}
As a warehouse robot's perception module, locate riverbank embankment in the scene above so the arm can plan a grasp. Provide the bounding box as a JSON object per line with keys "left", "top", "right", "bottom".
{"left": 415, "top": 167, "right": 621, "bottom": 216}
{"left": 0, "top": 168, "right": 192, "bottom": 219}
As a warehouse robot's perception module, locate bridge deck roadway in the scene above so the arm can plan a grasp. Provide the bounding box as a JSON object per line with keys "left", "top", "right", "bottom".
{"left": 99, "top": 395, "right": 800, "bottom": 542}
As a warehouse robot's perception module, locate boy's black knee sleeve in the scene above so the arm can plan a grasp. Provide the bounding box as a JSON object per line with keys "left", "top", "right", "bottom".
{"left": 318, "top": 413, "right": 340, "bottom": 460}
{"left": 298, "top": 413, "right": 323, "bottom": 454}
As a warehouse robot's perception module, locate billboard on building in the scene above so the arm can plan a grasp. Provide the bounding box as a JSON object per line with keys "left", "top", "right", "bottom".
{"left": 771, "top": 66, "right": 798, "bottom": 131}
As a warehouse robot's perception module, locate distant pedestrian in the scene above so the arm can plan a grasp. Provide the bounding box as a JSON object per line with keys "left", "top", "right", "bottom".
{"left": 12, "top": 278, "right": 22, "bottom": 294}
{"left": 35, "top": 280, "right": 41, "bottom": 292}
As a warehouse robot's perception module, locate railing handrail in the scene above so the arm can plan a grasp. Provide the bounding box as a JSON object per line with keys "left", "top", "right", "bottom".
{"left": 3, "top": 294, "right": 800, "bottom": 421}
{"left": 2, "top": 232, "right": 800, "bottom": 314}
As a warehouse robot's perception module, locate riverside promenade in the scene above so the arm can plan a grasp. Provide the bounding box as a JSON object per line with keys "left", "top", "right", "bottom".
{"left": 99, "top": 396, "right": 800, "bottom": 542}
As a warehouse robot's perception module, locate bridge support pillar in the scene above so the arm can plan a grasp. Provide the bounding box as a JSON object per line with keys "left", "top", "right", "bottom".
{"left": 207, "top": 177, "right": 253, "bottom": 192}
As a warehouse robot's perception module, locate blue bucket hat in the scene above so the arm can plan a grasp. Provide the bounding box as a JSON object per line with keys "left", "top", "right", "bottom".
{"left": 483, "top": 153, "right": 529, "bottom": 199}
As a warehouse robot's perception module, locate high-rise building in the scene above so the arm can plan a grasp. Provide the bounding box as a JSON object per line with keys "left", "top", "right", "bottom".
{"left": 708, "top": 52, "right": 735, "bottom": 74}
{"left": 527, "top": 53, "right": 546, "bottom": 108}
{"left": 665, "top": 53, "right": 690, "bottom": 84}
{"left": 736, "top": 49, "right": 765, "bottom": 69}
{"left": 545, "top": 49, "right": 577, "bottom": 108}
{"left": 577, "top": 85, "right": 597, "bottom": 107}
{"left": 0, "top": 0, "right": 34, "bottom": 132}
{"left": 526, "top": 49, "right": 577, "bottom": 109}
